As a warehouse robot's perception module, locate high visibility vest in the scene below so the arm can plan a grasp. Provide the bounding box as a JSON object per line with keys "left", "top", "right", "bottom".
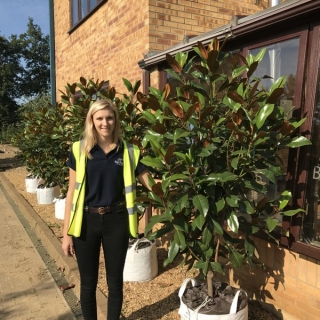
{"left": 67, "top": 140, "right": 140, "bottom": 238}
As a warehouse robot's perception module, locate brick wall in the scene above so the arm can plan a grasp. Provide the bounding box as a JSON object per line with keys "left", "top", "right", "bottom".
{"left": 53, "top": 0, "right": 267, "bottom": 99}
{"left": 54, "top": 0, "right": 150, "bottom": 98}
{"left": 149, "top": 0, "right": 270, "bottom": 51}
{"left": 215, "top": 237, "right": 320, "bottom": 320}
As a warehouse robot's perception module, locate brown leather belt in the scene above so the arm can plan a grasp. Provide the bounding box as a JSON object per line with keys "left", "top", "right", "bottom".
{"left": 84, "top": 202, "right": 125, "bottom": 214}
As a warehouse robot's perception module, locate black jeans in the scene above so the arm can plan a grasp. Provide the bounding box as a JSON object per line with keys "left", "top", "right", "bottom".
{"left": 73, "top": 208, "right": 129, "bottom": 320}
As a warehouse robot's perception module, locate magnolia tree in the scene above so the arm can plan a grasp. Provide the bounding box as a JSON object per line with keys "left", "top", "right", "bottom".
{"left": 128, "top": 38, "right": 312, "bottom": 279}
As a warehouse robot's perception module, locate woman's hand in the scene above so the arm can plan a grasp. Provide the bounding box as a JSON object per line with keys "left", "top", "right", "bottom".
{"left": 62, "top": 235, "right": 74, "bottom": 257}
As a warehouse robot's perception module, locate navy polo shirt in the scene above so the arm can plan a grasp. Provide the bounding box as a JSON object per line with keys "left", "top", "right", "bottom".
{"left": 66, "top": 143, "right": 146, "bottom": 207}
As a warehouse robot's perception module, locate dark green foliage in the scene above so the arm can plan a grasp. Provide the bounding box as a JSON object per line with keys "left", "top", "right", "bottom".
{"left": 134, "top": 39, "right": 311, "bottom": 276}
{"left": 13, "top": 100, "right": 70, "bottom": 195}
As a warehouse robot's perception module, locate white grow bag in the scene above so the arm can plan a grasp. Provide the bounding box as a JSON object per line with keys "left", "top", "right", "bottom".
{"left": 123, "top": 238, "right": 158, "bottom": 282}
{"left": 53, "top": 197, "right": 66, "bottom": 220}
{"left": 36, "top": 185, "right": 60, "bottom": 205}
{"left": 179, "top": 278, "right": 248, "bottom": 320}
{"left": 25, "top": 175, "right": 43, "bottom": 193}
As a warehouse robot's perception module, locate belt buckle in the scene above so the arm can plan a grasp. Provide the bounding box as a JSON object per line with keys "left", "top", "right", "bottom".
{"left": 98, "top": 207, "right": 105, "bottom": 215}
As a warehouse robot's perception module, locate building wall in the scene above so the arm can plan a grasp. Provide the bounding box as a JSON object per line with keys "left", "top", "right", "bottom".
{"left": 54, "top": 0, "right": 150, "bottom": 98}
{"left": 215, "top": 238, "right": 320, "bottom": 320}
{"left": 149, "top": 0, "right": 270, "bottom": 51}
{"left": 53, "top": 0, "right": 267, "bottom": 99}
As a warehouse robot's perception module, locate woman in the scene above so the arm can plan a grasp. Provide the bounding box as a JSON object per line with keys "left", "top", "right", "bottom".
{"left": 62, "top": 99, "right": 149, "bottom": 320}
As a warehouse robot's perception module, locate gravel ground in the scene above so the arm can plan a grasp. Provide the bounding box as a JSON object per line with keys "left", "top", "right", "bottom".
{"left": 1, "top": 144, "right": 280, "bottom": 320}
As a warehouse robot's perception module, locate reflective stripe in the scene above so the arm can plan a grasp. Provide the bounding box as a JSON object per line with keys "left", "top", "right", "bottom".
{"left": 128, "top": 144, "right": 134, "bottom": 172}
{"left": 127, "top": 207, "right": 135, "bottom": 215}
{"left": 124, "top": 184, "right": 136, "bottom": 193}
{"left": 123, "top": 141, "right": 140, "bottom": 237}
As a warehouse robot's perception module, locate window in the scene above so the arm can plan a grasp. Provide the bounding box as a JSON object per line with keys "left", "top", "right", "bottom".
{"left": 302, "top": 61, "right": 320, "bottom": 247}
{"left": 248, "top": 37, "right": 300, "bottom": 228}
{"left": 71, "top": 0, "right": 103, "bottom": 26}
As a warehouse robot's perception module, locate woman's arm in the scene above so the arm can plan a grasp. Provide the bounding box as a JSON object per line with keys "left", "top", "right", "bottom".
{"left": 62, "top": 168, "right": 76, "bottom": 257}
{"left": 137, "top": 168, "right": 152, "bottom": 190}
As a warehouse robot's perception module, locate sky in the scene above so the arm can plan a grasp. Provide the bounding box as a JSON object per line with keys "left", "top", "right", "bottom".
{"left": 0, "top": 0, "right": 50, "bottom": 38}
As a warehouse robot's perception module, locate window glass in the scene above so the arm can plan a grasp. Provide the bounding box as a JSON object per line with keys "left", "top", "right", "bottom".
{"left": 80, "top": 0, "right": 88, "bottom": 20}
{"left": 302, "top": 62, "right": 320, "bottom": 246}
{"left": 72, "top": 0, "right": 79, "bottom": 26}
{"left": 249, "top": 38, "right": 300, "bottom": 227}
{"left": 72, "top": 0, "right": 103, "bottom": 26}
{"left": 89, "top": 0, "right": 96, "bottom": 10}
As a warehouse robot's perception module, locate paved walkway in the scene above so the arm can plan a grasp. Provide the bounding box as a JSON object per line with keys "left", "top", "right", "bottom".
{"left": 0, "top": 179, "right": 77, "bottom": 320}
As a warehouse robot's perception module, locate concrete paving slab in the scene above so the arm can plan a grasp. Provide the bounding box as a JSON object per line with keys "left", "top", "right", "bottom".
{"left": 0, "top": 173, "right": 106, "bottom": 320}
{"left": 0, "top": 180, "right": 78, "bottom": 320}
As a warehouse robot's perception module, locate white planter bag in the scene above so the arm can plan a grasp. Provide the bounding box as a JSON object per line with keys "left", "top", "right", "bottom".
{"left": 36, "top": 185, "right": 60, "bottom": 205}
{"left": 25, "top": 175, "right": 43, "bottom": 193}
{"left": 53, "top": 197, "right": 66, "bottom": 220}
{"left": 179, "top": 278, "right": 248, "bottom": 320}
{"left": 123, "top": 238, "right": 158, "bottom": 282}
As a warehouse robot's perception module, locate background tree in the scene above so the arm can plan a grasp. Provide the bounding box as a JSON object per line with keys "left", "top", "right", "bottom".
{"left": 0, "top": 18, "right": 50, "bottom": 126}
{"left": 0, "top": 35, "right": 22, "bottom": 124}
{"left": 18, "top": 18, "right": 50, "bottom": 97}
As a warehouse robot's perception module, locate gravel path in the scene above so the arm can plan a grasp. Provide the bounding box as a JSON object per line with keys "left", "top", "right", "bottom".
{"left": 1, "top": 144, "right": 280, "bottom": 320}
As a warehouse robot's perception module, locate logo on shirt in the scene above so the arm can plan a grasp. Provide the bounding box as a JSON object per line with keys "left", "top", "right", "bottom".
{"left": 115, "top": 158, "right": 123, "bottom": 166}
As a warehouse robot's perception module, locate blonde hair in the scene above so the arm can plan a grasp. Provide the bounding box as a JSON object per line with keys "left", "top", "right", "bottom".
{"left": 82, "top": 99, "right": 122, "bottom": 158}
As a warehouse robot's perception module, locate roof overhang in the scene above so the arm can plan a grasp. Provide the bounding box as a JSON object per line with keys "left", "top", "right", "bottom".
{"left": 140, "top": 0, "right": 320, "bottom": 69}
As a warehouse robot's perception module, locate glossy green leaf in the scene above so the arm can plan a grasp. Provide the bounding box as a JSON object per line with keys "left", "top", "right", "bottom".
{"left": 215, "top": 198, "right": 225, "bottom": 213}
{"left": 202, "top": 228, "right": 213, "bottom": 244}
{"left": 212, "top": 219, "right": 224, "bottom": 235}
{"left": 166, "top": 69, "right": 182, "bottom": 82}
{"left": 194, "top": 260, "right": 209, "bottom": 276}
{"left": 193, "top": 212, "right": 206, "bottom": 230}
{"left": 244, "top": 237, "right": 255, "bottom": 257}
{"left": 175, "top": 194, "right": 189, "bottom": 213}
{"left": 144, "top": 214, "right": 169, "bottom": 234}
{"left": 227, "top": 211, "right": 239, "bottom": 233}
{"left": 122, "top": 78, "right": 133, "bottom": 92}
{"left": 173, "top": 128, "right": 190, "bottom": 144}
{"left": 164, "top": 240, "right": 180, "bottom": 266}
{"left": 175, "top": 51, "right": 188, "bottom": 68}
{"left": 193, "top": 195, "right": 209, "bottom": 217}
{"left": 266, "top": 217, "right": 279, "bottom": 232}
{"left": 241, "top": 200, "right": 255, "bottom": 214}
{"left": 225, "top": 195, "right": 239, "bottom": 208}
{"left": 278, "top": 190, "right": 291, "bottom": 210}
{"left": 254, "top": 47, "right": 266, "bottom": 63}
{"left": 255, "top": 104, "right": 274, "bottom": 129}
{"left": 286, "top": 136, "right": 312, "bottom": 148}
{"left": 174, "top": 229, "right": 186, "bottom": 250}
{"left": 169, "top": 174, "right": 189, "bottom": 181}
{"left": 231, "top": 157, "right": 239, "bottom": 170}
{"left": 270, "top": 75, "right": 286, "bottom": 92}
{"left": 282, "top": 208, "right": 305, "bottom": 216}
{"left": 232, "top": 65, "right": 247, "bottom": 78}
{"left": 141, "top": 110, "right": 156, "bottom": 123}
{"left": 141, "top": 156, "right": 164, "bottom": 168}
{"left": 210, "top": 262, "right": 223, "bottom": 273}
{"left": 220, "top": 171, "right": 238, "bottom": 182}
{"left": 230, "top": 250, "right": 244, "bottom": 268}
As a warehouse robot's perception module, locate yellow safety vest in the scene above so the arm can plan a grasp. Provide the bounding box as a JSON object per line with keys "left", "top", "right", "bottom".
{"left": 68, "top": 140, "right": 140, "bottom": 238}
